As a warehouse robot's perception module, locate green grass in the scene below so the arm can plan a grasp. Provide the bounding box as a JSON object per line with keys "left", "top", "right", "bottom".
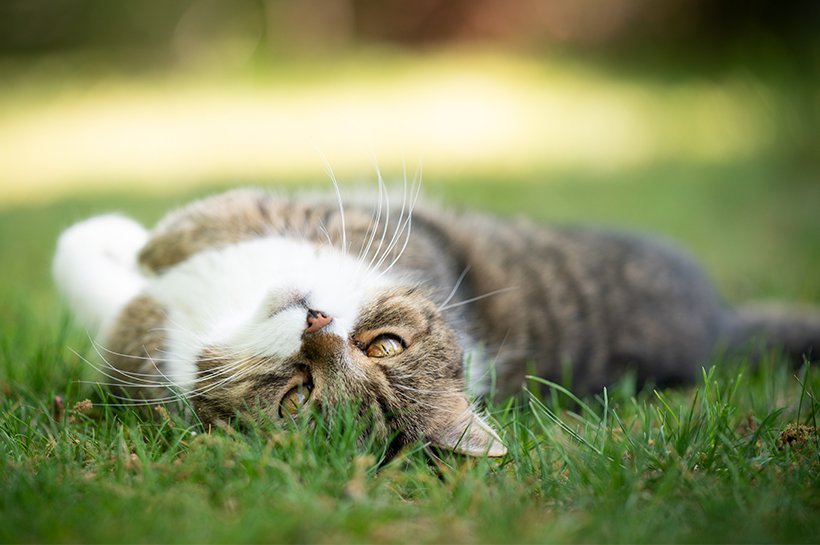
{"left": 1, "top": 159, "right": 819, "bottom": 543}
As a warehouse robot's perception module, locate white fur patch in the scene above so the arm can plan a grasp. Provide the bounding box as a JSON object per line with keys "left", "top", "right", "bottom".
{"left": 55, "top": 214, "right": 413, "bottom": 393}
{"left": 145, "top": 236, "right": 397, "bottom": 390}
{"left": 53, "top": 214, "right": 148, "bottom": 340}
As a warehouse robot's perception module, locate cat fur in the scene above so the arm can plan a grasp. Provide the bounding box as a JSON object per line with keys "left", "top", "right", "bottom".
{"left": 53, "top": 188, "right": 820, "bottom": 456}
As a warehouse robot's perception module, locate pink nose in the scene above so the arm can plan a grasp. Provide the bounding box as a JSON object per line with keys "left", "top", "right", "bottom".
{"left": 305, "top": 309, "right": 333, "bottom": 333}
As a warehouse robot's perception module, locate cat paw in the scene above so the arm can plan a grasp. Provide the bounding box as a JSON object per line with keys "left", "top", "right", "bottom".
{"left": 56, "top": 214, "right": 148, "bottom": 269}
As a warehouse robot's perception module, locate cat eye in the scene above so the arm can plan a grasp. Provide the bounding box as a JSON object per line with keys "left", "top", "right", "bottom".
{"left": 278, "top": 383, "right": 312, "bottom": 418}
{"left": 366, "top": 334, "right": 406, "bottom": 358}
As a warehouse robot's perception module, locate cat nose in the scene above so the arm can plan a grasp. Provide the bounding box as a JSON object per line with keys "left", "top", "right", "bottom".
{"left": 305, "top": 309, "right": 333, "bottom": 333}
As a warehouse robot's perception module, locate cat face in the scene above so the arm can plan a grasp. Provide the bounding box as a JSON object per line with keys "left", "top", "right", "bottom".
{"left": 153, "top": 238, "right": 505, "bottom": 457}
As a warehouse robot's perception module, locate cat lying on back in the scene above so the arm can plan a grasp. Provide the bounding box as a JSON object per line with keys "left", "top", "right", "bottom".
{"left": 53, "top": 187, "right": 820, "bottom": 457}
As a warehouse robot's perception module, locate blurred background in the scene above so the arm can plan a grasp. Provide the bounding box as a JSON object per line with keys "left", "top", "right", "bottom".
{"left": 0, "top": 0, "right": 818, "bottom": 309}
{"left": 1, "top": 0, "right": 817, "bottom": 202}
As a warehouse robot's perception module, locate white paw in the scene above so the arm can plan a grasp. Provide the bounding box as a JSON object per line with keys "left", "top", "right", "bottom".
{"left": 56, "top": 214, "right": 148, "bottom": 268}
{"left": 53, "top": 214, "right": 149, "bottom": 337}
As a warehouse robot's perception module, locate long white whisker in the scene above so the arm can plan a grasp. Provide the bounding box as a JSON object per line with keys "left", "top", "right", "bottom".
{"left": 86, "top": 341, "right": 172, "bottom": 385}
{"left": 88, "top": 391, "right": 177, "bottom": 407}
{"left": 439, "top": 265, "right": 471, "bottom": 310}
{"left": 357, "top": 198, "right": 378, "bottom": 263}
{"left": 438, "top": 286, "right": 519, "bottom": 312}
{"left": 93, "top": 354, "right": 272, "bottom": 406}
{"left": 390, "top": 386, "right": 458, "bottom": 411}
{"left": 141, "top": 325, "right": 255, "bottom": 363}
{"left": 72, "top": 346, "right": 169, "bottom": 389}
{"left": 86, "top": 333, "right": 263, "bottom": 391}
{"left": 372, "top": 172, "right": 408, "bottom": 271}
{"left": 367, "top": 173, "right": 392, "bottom": 273}
{"left": 93, "top": 386, "right": 189, "bottom": 407}
{"left": 381, "top": 174, "right": 422, "bottom": 275}
{"left": 92, "top": 339, "right": 232, "bottom": 369}
{"left": 88, "top": 340, "right": 173, "bottom": 371}
{"left": 317, "top": 220, "right": 334, "bottom": 248}
{"left": 358, "top": 166, "right": 385, "bottom": 269}
{"left": 180, "top": 357, "right": 273, "bottom": 400}
{"left": 390, "top": 382, "right": 461, "bottom": 396}
{"left": 185, "top": 354, "right": 271, "bottom": 385}
{"left": 321, "top": 159, "right": 347, "bottom": 256}
{"left": 380, "top": 162, "right": 420, "bottom": 268}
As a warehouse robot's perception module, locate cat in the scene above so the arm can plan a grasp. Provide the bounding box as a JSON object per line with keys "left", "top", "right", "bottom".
{"left": 53, "top": 186, "right": 820, "bottom": 457}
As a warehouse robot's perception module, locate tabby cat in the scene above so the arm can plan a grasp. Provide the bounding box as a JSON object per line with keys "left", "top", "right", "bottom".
{"left": 53, "top": 187, "right": 820, "bottom": 456}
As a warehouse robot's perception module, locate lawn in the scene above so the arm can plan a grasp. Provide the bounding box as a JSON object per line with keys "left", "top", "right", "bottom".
{"left": 1, "top": 49, "right": 819, "bottom": 543}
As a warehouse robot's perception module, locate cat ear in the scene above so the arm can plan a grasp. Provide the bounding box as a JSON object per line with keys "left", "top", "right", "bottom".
{"left": 426, "top": 396, "right": 507, "bottom": 457}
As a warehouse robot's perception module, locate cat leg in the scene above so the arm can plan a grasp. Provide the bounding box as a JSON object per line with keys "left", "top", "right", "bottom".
{"left": 53, "top": 214, "right": 148, "bottom": 340}
{"left": 138, "top": 189, "right": 282, "bottom": 274}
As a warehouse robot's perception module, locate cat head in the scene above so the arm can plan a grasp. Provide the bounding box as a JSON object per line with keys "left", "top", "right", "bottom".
{"left": 186, "top": 241, "right": 506, "bottom": 457}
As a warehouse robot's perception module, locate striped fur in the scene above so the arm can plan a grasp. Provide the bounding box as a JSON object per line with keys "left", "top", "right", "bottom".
{"left": 56, "top": 188, "right": 820, "bottom": 456}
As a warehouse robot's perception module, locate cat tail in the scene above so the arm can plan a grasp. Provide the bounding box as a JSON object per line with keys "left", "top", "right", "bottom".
{"left": 53, "top": 214, "right": 149, "bottom": 340}
{"left": 723, "top": 302, "right": 820, "bottom": 364}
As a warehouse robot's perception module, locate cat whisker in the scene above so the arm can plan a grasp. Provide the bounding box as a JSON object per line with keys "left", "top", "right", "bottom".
{"left": 372, "top": 172, "right": 409, "bottom": 272}
{"left": 390, "top": 382, "right": 461, "bottom": 396}
{"left": 380, "top": 173, "right": 422, "bottom": 276}
{"left": 87, "top": 336, "right": 166, "bottom": 364}
{"left": 490, "top": 329, "right": 511, "bottom": 368}
{"left": 189, "top": 355, "right": 274, "bottom": 385}
{"left": 88, "top": 390, "right": 180, "bottom": 407}
{"left": 439, "top": 265, "right": 472, "bottom": 309}
{"left": 357, "top": 161, "right": 385, "bottom": 268}
{"left": 391, "top": 388, "right": 458, "bottom": 411}
{"left": 96, "top": 344, "right": 192, "bottom": 392}
{"left": 97, "top": 356, "right": 270, "bottom": 405}
{"left": 182, "top": 358, "right": 271, "bottom": 400}
{"left": 85, "top": 340, "right": 168, "bottom": 384}
{"left": 317, "top": 220, "right": 334, "bottom": 249}
{"left": 367, "top": 173, "right": 394, "bottom": 274}
{"left": 438, "top": 286, "right": 519, "bottom": 312}
{"left": 322, "top": 159, "right": 347, "bottom": 256}
{"left": 374, "top": 167, "right": 422, "bottom": 275}
{"left": 92, "top": 337, "right": 226, "bottom": 367}
{"left": 361, "top": 168, "right": 390, "bottom": 276}
{"left": 77, "top": 379, "right": 169, "bottom": 390}
{"left": 72, "top": 346, "right": 173, "bottom": 390}
{"left": 93, "top": 380, "right": 192, "bottom": 406}
{"left": 89, "top": 345, "right": 178, "bottom": 380}
{"left": 86, "top": 334, "right": 264, "bottom": 391}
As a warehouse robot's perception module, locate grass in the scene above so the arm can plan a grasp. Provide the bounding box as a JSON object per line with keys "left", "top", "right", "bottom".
{"left": 0, "top": 31, "right": 817, "bottom": 543}
{"left": 1, "top": 155, "right": 819, "bottom": 543}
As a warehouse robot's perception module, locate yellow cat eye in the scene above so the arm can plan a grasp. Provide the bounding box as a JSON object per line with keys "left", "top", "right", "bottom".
{"left": 366, "top": 334, "right": 406, "bottom": 358}
{"left": 278, "top": 383, "right": 312, "bottom": 418}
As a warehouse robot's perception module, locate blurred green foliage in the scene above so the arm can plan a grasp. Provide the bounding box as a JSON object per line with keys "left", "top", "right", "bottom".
{"left": 2, "top": 0, "right": 818, "bottom": 55}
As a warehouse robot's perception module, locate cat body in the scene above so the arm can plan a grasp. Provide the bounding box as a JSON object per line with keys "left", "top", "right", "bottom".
{"left": 53, "top": 188, "right": 820, "bottom": 456}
